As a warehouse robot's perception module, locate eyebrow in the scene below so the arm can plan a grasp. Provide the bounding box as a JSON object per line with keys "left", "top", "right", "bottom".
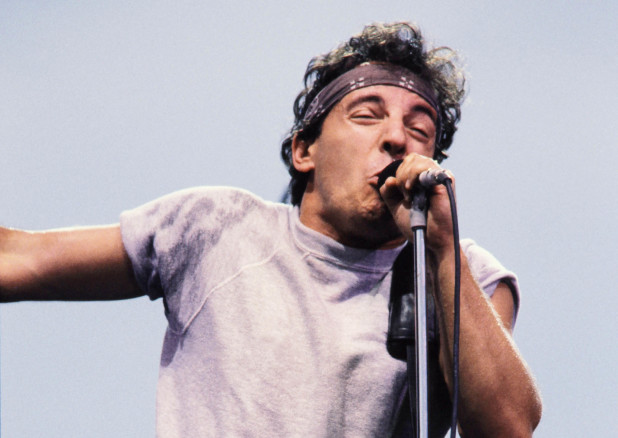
{"left": 344, "top": 94, "right": 384, "bottom": 111}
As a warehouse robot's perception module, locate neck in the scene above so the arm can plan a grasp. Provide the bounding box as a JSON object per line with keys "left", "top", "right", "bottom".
{"left": 298, "top": 196, "right": 404, "bottom": 250}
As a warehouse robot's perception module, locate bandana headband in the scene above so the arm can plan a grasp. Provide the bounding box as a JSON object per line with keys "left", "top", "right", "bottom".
{"left": 303, "top": 63, "right": 441, "bottom": 140}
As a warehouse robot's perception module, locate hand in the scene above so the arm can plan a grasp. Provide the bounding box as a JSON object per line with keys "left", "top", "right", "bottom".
{"left": 379, "top": 153, "right": 456, "bottom": 254}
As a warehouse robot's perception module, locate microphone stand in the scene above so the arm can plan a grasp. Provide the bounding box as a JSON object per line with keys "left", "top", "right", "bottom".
{"left": 382, "top": 160, "right": 450, "bottom": 437}
{"left": 409, "top": 188, "right": 430, "bottom": 438}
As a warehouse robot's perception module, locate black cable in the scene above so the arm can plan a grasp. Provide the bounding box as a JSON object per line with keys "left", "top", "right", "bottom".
{"left": 444, "top": 179, "right": 461, "bottom": 438}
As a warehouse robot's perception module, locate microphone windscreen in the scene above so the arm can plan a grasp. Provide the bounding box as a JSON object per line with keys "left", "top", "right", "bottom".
{"left": 377, "top": 159, "right": 403, "bottom": 188}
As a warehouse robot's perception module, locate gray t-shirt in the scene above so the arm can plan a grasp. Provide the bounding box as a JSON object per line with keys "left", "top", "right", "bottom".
{"left": 120, "top": 186, "right": 519, "bottom": 438}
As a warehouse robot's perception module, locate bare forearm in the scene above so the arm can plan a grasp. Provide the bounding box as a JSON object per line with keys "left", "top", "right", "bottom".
{"left": 0, "top": 225, "right": 143, "bottom": 302}
{"left": 433, "top": 249, "right": 542, "bottom": 437}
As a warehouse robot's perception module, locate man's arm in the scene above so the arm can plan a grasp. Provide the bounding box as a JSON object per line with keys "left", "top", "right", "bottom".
{"left": 381, "top": 153, "right": 542, "bottom": 437}
{"left": 0, "top": 224, "right": 144, "bottom": 302}
{"left": 433, "top": 250, "right": 542, "bottom": 437}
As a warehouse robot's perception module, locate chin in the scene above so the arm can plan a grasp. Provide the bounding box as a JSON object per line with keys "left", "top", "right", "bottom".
{"left": 359, "top": 195, "right": 390, "bottom": 219}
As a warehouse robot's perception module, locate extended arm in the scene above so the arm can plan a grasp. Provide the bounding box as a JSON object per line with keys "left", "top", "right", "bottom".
{"left": 0, "top": 224, "right": 143, "bottom": 302}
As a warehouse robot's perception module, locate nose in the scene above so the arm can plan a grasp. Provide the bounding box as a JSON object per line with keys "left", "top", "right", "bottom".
{"left": 380, "top": 118, "right": 407, "bottom": 160}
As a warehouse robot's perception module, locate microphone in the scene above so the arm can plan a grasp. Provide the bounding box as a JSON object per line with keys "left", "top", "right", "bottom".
{"left": 377, "top": 159, "right": 451, "bottom": 190}
{"left": 377, "top": 160, "right": 402, "bottom": 188}
{"left": 419, "top": 168, "right": 450, "bottom": 188}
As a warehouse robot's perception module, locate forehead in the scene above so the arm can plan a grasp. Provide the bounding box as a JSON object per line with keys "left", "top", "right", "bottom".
{"left": 339, "top": 85, "right": 438, "bottom": 120}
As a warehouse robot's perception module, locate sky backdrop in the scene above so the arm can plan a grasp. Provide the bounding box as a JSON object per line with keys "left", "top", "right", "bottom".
{"left": 1, "top": 1, "right": 617, "bottom": 436}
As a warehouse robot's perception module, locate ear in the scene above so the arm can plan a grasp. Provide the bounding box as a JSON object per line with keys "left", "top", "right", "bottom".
{"left": 291, "top": 134, "right": 316, "bottom": 173}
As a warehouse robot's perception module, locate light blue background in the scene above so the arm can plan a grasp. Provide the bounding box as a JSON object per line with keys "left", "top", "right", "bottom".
{"left": 1, "top": 1, "right": 616, "bottom": 436}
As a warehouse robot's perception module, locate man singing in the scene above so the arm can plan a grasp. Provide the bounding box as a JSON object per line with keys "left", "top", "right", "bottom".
{"left": 0, "top": 22, "right": 541, "bottom": 437}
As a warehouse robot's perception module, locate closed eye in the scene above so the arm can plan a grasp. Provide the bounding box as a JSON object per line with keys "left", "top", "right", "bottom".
{"left": 350, "top": 107, "right": 382, "bottom": 122}
{"left": 352, "top": 111, "right": 377, "bottom": 119}
{"left": 345, "top": 95, "right": 384, "bottom": 121}
{"left": 408, "top": 126, "right": 429, "bottom": 138}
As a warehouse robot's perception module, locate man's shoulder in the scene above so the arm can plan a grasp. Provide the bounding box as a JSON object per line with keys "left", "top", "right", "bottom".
{"left": 128, "top": 186, "right": 285, "bottom": 219}
{"left": 153, "top": 185, "right": 267, "bottom": 207}
{"left": 121, "top": 186, "right": 291, "bottom": 248}
{"left": 165, "top": 186, "right": 290, "bottom": 233}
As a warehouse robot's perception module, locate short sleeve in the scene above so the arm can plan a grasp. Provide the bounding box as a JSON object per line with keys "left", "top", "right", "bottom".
{"left": 119, "top": 187, "right": 218, "bottom": 301}
{"left": 461, "top": 238, "right": 520, "bottom": 327}
{"left": 119, "top": 186, "right": 281, "bottom": 332}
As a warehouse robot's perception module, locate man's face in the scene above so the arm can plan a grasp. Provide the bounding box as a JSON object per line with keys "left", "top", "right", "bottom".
{"left": 297, "top": 85, "right": 438, "bottom": 249}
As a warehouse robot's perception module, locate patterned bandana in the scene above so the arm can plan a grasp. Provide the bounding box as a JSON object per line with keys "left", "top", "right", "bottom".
{"left": 302, "top": 63, "right": 441, "bottom": 140}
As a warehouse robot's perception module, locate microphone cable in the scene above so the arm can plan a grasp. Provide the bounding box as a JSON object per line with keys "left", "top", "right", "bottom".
{"left": 443, "top": 178, "right": 461, "bottom": 438}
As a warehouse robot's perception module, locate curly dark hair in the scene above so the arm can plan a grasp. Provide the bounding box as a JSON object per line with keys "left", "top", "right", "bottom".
{"left": 280, "top": 22, "right": 466, "bottom": 205}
